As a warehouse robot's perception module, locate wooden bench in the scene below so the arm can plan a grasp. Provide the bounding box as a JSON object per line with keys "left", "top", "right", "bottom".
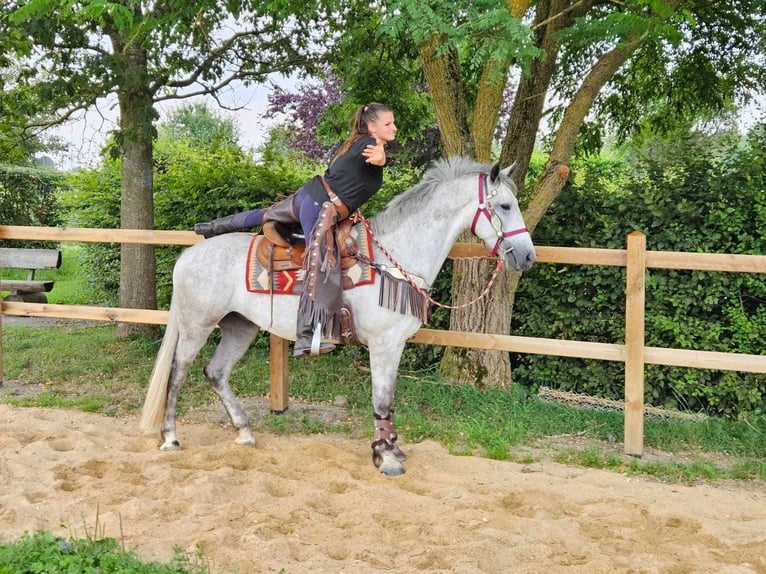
{"left": 0, "top": 247, "right": 62, "bottom": 303}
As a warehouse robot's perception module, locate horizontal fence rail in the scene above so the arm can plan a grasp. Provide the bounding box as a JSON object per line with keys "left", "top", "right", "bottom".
{"left": 2, "top": 225, "right": 765, "bottom": 455}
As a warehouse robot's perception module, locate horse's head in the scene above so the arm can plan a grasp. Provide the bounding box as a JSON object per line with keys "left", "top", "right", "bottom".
{"left": 468, "top": 162, "right": 536, "bottom": 272}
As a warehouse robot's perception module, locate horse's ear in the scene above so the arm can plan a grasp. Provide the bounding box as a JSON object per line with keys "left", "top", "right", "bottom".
{"left": 501, "top": 161, "right": 518, "bottom": 177}
{"left": 490, "top": 163, "right": 501, "bottom": 182}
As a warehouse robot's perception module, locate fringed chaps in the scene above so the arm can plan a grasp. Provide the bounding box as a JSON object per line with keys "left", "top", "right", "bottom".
{"left": 298, "top": 201, "right": 344, "bottom": 341}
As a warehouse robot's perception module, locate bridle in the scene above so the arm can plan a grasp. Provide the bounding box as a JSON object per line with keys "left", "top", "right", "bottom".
{"left": 470, "top": 173, "right": 529, "bottom": 258}
{"left": 360, "top": 171, "right": 528, "bottom": 311}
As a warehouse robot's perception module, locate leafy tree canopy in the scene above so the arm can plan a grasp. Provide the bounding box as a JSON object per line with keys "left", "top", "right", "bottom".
{"left": 0, "top": 0, "right": 334, "bottom": 138}
{"left": 157, "top": 103, "right": 240, "bottom": 151}
{"left": 556, "top": 0, "right": 766, "bottom": 145}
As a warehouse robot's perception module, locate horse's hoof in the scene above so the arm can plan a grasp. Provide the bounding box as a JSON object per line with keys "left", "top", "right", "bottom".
{"left": 373, "top": 448, "right": 405, "bottom": 476}
{"left": 235, "top": 428, "right": 255, "bottom": 446}
{"left": 391, "top": 444, "right": 407, "bottom": 462}
{"left": 160, "top": 440, "right": 180, "bottom": 451}
{"left": 380, "top": 463, "right": 405, "bottom": 477}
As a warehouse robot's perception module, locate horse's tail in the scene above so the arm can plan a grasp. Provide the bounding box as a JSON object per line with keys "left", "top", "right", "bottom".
{"left": 138, "top": 301, "right": 179, "bottom": 433}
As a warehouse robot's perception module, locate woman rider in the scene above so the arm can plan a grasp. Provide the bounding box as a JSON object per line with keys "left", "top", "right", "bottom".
{"left": 194, "top": 103, "right": 397, "bottom": 356}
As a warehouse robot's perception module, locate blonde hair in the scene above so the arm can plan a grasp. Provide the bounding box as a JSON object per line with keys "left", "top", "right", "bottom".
{"left": 331, "top": 103, "right": 392, "bottom": 163}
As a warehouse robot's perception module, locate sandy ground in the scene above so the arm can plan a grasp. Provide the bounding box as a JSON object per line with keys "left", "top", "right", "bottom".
{"left": 0, "top": 403, "right": 765, "bottom": 574}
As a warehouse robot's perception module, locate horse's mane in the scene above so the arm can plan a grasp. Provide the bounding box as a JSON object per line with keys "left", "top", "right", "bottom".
{"left": 372, "top": 156, "right": 490, "bottom": 234}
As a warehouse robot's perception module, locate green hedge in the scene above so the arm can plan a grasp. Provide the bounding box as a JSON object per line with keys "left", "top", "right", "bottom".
{"left": 61, "top": 128, "right": 427, "bottom": 310}
{"left": 512, "top": 126, "right": 766, "bottom": 418}
{"left": 0, "top": 164, "right": 62, "bottom": 248}
{"left": 62, "top": 137, "right": 320, "bottom": 307}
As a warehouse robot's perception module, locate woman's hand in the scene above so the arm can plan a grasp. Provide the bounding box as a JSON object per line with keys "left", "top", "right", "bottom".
{"left": 363, "top": 141, "right": 386, "bottom": 166}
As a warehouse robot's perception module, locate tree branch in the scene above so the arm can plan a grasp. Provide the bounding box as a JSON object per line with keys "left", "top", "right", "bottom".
{"left": 524, "top": 36, "right": 643, "bottom": 232}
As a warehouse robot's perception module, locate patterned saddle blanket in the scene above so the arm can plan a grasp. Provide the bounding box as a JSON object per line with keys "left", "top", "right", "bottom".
{"left": 245, "top": 222, "right": 376, "bottom": 295}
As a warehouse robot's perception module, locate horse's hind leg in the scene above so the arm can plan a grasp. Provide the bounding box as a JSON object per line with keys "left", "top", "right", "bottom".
{"left": 205, "top": 313, "right": 260, "bottom": 446}
{"left": 162, "top": 329, "right": 211, "bottom": 451}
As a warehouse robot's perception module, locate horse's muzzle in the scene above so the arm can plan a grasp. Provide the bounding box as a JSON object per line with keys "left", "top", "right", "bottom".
{"left": 502, "top": 242, "right": 536, "bottom": 272}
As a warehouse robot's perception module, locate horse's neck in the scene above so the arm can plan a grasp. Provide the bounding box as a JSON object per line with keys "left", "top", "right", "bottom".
{"left": 371, "top": 189, "right": 474, "bottom": 283}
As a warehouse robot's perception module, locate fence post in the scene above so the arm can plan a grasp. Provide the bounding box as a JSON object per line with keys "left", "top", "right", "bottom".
{"left": 0, "top": 301, "right": 3, "bottom": 386}
{"left": 624, "top": 231, "right": 646, "bottom": 456}
{"left": 269, "top": 334, "right": 289, "bottom": 413}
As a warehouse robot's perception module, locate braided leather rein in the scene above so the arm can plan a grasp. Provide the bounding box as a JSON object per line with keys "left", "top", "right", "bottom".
{"left": 359, "top": 215, "right": 505, "bottom": 311}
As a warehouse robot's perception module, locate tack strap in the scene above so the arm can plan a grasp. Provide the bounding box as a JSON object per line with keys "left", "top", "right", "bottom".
{"left": 470, "top": 173, "right": 528, "bottom": 257}
{"left": 321, "top": 176, "right": 351, "bottom": 220}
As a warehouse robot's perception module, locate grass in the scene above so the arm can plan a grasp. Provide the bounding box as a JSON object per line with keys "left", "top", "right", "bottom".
{"left": 2, "top": 321, "right": 765, "bottom": 483}
{"left": 0, "top": 531, "right": 209, "bottom": 574}
{"left": 0, "top": 507, "right": 210, "bottom": 574}
{"left": 1, "top": 243, "right": 764, "bottom": 485}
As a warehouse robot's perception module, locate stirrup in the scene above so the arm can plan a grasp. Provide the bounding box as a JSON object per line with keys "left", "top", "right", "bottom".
{"left": 293, "top": 341, "right": 335, "bottom": 358}
{"left": 294, "top": 324, "right": 335, "bottom": 358}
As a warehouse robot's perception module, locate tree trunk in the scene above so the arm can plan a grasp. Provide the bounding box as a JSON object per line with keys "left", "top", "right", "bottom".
{"left": 116, "top": 41, "right": 158, "bottom": 337}
{"left": 524, "top": 37, "right": 643, "bottom": 233}
{"left": 499, "top": 35, "right": 643, "bottom": 380}
{"left": 471, "top": 59, "right": 507, "bottom": 163}
{"left": 441, "top": 1, "right": 643, "bottom": 387}
{"left": 500, "top": 0, "right": 574, "bottom": 191}
{"left": 418, "top": 35, "right": 471, "bottom": 157}
{"left": 442, "top": 57, "right": 510, "bottom": 386}
{"left": 440, "top": 0, "right": 562, "bottom": 387}
{"left": 440, "top": 254, "right": 518, "bottom": 388}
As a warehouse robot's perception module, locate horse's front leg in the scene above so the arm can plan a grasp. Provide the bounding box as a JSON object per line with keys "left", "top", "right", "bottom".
{"left": 369, "top": 339, "right": 407, "bottom": 476}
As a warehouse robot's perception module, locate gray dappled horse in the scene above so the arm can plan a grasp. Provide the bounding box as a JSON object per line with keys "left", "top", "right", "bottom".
{"left": 139, "top": 156, "right": 536, "bottom": 476}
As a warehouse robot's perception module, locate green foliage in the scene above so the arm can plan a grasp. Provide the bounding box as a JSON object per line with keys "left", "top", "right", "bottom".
{"left": 513, "top": 126, "right": 766, "bottom": 418}
{"left": 60, "top": 161, "right": 122, "bottom": 297}
{"left": 0, "top": 530, "right": 209, "bottom": 574}
{"left": 593, "top": 1, "right": 766, "bottom": 141}
{"left": 0, "top": 0, "right": 327, "bottom": 128}
{"left": 0, "top": 164, "right": 62, "bottom": 226}
{"left": 157, "top": 103, "right": 240, "bottom": 150}
{"left": 317, "top": 3, "right": 438, "bottom": 150}
{"left": 61, "top": 126, "right": 319, "bottom": 306}
{"left": 153, "top": 135, "right": 318, "bottom": 305}
{"left": 0, "top": 164, "right": 62, "bottom": 248}
{"left": 381, "top": 0, "right": 542, "bottom": 77}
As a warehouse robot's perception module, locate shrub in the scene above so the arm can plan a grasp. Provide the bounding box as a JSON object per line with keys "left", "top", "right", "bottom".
{"left": 61, "top": 136, "right": 319, "bottom": 307}
{"left": 512, "top": 126, "right": 766, "bottom": 418}
{"left": 0, "top": 530, "right": 208, "bottom": 573}
{"left": 0, "top": 164, "right": 62, "bottom": 248}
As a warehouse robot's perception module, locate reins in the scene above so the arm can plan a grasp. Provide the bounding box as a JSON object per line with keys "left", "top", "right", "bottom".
{"left": 357, "top": 171, "right": 525, "bottom": 311}
{"left": 360, "top": 214, "right": 504, "bottom": 310}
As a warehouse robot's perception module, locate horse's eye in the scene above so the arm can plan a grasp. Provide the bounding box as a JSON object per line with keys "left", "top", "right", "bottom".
{"left": 500, "top": 203, "right": 511, "bottom": 211}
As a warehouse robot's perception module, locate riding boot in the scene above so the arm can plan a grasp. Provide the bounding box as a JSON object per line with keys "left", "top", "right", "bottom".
{"left": 294, "top": 312, "right": 335, "bottom": 358}
{"left": 194, "top": 214, "right": 246, "bottom": 238}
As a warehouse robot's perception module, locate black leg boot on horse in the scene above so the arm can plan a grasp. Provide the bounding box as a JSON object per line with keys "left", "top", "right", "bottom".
{"left": 194, "top": 209, "right": 265, "bottom": 239}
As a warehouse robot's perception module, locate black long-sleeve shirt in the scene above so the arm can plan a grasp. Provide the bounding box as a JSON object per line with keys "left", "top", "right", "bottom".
{"left": 305, "top": 135, "right": 384, "bottom": 213}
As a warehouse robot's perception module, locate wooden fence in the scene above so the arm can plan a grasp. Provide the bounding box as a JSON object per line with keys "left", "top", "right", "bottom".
{"left": 1, "top": 224, "right": 765, "bottom": 456}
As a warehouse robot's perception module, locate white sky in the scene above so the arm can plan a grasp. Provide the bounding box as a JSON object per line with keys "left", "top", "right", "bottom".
{"left": 49, "top": 83, "right": 764, "bottom": 171}
{"left": 49, "top": 79, "right": 283, "bottom": 170}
